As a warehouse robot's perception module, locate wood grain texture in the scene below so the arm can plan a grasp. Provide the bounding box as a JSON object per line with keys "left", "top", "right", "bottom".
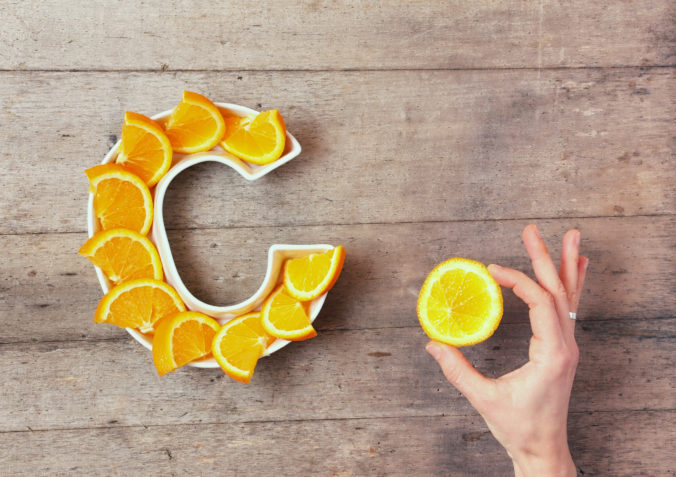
{"left": 0, "top": 68, "right": 674, "bottom": 235}
{"left": 1, "top": 318, "right": 673, "bottom": 432}
{"left": 1, "top": 0, "right": 674, "bottom": 71}
{"left": 1, "top": 216, "right": 674, "bottom": 344}
{"left": 1, "top": 1, "right": 674, "bottom": 474}
{"left": 0, "top": 410, "right": 673, "bottom": 476}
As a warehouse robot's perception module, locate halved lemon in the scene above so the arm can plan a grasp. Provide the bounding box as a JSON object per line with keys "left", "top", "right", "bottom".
{"left": 417, "top": 258, "right": 503, "bottom": 346}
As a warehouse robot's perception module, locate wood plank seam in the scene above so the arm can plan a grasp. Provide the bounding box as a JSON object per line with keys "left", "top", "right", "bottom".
{"left": 1, "top": 408, "right": 673, "bottom": 436}
{"left": 0, "top": 65, "right": 674, "bottom": 74}
{"left": 1, "top": 212, "right": 673, "bottom": 238}
{"left": 1, "top": 317, "right": 673, "bottom": 348}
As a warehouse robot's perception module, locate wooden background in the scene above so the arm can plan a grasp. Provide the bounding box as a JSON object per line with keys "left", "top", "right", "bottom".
{"left": 1, "top": 1, "right": 674, "bottom": 475}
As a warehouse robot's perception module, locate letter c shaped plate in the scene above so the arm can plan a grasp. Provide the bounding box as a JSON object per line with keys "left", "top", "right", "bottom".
{"left": 87, "top": 103, "right": 334, "bottom": 368}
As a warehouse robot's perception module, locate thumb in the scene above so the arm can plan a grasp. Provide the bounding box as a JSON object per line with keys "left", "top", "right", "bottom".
{"left": 426, "top": 341, "right": 494, "bottom": 408}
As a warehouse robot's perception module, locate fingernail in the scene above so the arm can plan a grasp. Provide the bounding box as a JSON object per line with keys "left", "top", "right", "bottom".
{"left": 532, "top": 224, "right": 542, "bottom": 239}
{"left": 574, "top": 231, "right": 581, "bottom": 247}
{"left": 426, "top": 342, "right": 441, "bottom": 360}
{"left": 487, "top": 264, "right": 501, "bottom": 273}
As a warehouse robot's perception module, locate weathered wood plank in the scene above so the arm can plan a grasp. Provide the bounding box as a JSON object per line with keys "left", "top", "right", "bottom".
{"left": 1, "top": 0, "right": 673, "bottom": 71}
{"left": 0, "top": 410, "right": 672, "bottom": 476}
{"left": 0, "top": 318, "right": 672, "bottom": 432}
{"left": 0, "top": 68, "right": 674, "bottom": 235}
{"left": 1, "top": 216, "right": 673, "bottom": 343}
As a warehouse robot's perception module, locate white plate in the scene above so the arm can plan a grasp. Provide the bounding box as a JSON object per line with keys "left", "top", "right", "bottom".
{"left": 87, "top": 103, "right": 333, "bottom": 368}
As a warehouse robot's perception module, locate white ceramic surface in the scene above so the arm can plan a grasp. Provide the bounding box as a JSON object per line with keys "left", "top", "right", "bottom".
{"left": 87, "top": 103, "right": 333, "bottom": 368}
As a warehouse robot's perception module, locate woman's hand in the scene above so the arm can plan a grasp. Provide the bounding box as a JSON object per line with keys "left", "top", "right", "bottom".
{"left": 425, "top": 225, "right": 588, "bottom": 477}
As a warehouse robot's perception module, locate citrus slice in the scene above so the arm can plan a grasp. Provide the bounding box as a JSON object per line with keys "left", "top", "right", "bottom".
{"left": 211, "top": 312, "right": 276, "bottom": 383}
{"left": 94, "top": 279, "right": 185, "bottom": 333}
{"left": 152, "top": 311, "right": 220, "bottom": 376}
{"left": 163, "top": 91, "right": 226, "bottom": 154}
{"left": 219, "top": 109, "right": 286, "bottom": 165}
{"left": 78, "top": 228, "right": 163, "bottom": 285}
{"left": 85, "top": 163, "right": 153, "bottom": 235}
{"left": 116, "top": 111, "right": 172, "bottom": 187}
{"left": 261, "top": 285, "right": 317, "bottom": 341}
{"left": 283, "top": 246, "right": 345, "bottom": 301}
{"left": 417, "top": 258, "right": 503, "bottom": 346}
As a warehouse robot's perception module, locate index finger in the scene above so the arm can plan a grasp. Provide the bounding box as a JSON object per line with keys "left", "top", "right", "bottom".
{"left": 487, "top": 264, "right": 562, "bottom": 344}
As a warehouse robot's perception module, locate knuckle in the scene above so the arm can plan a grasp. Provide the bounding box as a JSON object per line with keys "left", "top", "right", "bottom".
{"left": 542, "top": 291, "right": 556, "bottom": 307}
{"left": 568, "top": 290, "right": 578, "bottom": 306}
{"left": 549, "top": 346, "right": 579, "bottom": 374}
{"left": 554, "top": 281, "right": 568, "bottom": 299}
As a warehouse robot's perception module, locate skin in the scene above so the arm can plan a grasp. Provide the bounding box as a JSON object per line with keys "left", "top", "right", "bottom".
{"left": 426, "top": 225, "right": 589, "bottom": 477}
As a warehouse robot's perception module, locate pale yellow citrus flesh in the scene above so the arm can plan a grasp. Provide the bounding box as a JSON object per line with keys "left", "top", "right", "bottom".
{"left": 86, "top": 163, "right": 153, "bottom": 235}
{"left": 152, "top": 311, "right": 220, "bottom": 376}
{"left": 283, "top": 246, "right": 346, "bottom": 301}
{"left": 78, "top": 228, "right": 163, "bottom": 285}
{"left": 94, "top": 279, "right": 185, "bottom": 333}
{"left": 116, "top": 111, "right": 172, "bottom": 187}
{"left": 261, "top": 285, "right": 316, "bottom": 341}
{"left": 212, "top": 312, "right": 276, "bottom": 383}
{"left": 164, "top": 91, "right": 226, "bottom": 154}
{"left": 219, "top": 109, "right": 286, "bottom": 165}
{"left": 417, "top": 258, "right": 503, "bottom": 346}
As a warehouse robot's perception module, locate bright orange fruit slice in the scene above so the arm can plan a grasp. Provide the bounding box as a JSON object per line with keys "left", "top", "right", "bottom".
{"left": 94, "top": 279, "right": 185, "bottom": 333}
{"left": 261, "top": 285, "right": 317, "bottom": 341}
{"left": 78, "top": 228, "right": 163, "bottom": 285}
{"left": 152, "top": 311, "right": 220, "bottom": 376}
{"left": 85, "top": 163, "right": 153, "bottom": 235}
{"left": 116, "top": 111, "right": 172, "bottom": 187}
{"left": 219, "top": 109, "right": 286, "bottom": 165}
{"left": 211, "top": 312, "right": 276, "bottom": 383}
{"left": 417, "top": 258, "right": 503, "bottom": 347}
{"left": 163, "top": 91, "right": 226, "bottom": 154}
{"left": 283, "top": 246, "right": 345, "bottom": 301}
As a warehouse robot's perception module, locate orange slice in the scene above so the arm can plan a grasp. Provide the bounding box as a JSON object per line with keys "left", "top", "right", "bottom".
{"left": 261, "top": 285, "right": 317, "bottom": 341}
{"left": 211, "top": 312, "right": 276, "bottom": 383}
{"left": 417, "top": 258, "right": 503, "bottom": 347}
{"left": 78, "top": 228, "right": 163, "bottom": 285}
{"left": 152, "top": 311, "right": 220, "bottom": 376}
{"left": 85, "top": 163, "right": 153, "bottom": 235}
{"left": 219, "top": 109, "right": 286, "bottom": 165}
{"left": 116, "top": 111, "right": 172, "bottom": 187}
{"left": 283, "top": 246, "right": 345, "bottom": 301}
{"left": 94, "top": 279, "right": 185, "bottom": 333}
{"left": 164, "top": 91, "right": 226, "bottom": 154}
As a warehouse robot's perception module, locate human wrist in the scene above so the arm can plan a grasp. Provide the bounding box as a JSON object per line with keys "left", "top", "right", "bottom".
{"left": 511, "top": 445, "right": 576, "bottom": 477}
